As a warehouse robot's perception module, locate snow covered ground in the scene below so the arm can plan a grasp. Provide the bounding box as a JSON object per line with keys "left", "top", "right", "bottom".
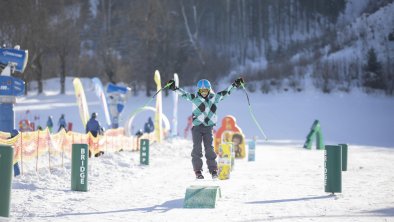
{"left": 8, "top": 140, "right": 394, "bottom": 222}
{"left": 2, "top": 78, "right": 394, "bottom": 221}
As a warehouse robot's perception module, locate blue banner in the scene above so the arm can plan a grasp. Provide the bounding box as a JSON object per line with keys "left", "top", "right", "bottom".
{"left": 107, "top": 83, "right": 129, "bottom": 94}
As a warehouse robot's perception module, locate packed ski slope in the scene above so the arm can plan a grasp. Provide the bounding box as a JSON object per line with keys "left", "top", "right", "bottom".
{"left": 9, "top": 140, "right": 394, "bottom": 222}
{"left": 6, "top": 78, "right": 394, "bottom": 221}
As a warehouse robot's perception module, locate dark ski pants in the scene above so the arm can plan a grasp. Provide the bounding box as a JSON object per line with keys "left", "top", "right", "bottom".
{"left": 191, "top": 125, "right": 217, "bottom": 172}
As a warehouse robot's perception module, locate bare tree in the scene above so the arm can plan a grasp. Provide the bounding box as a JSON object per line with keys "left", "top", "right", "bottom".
{"left": 180, "top": 0, "right": 206, "bottom": 66}
{"left": 25, "top": 1, "right": 52, "bottom": 94}
{"left": 97, "top": 0, "right": 117, "bottom": 83}
{"left": 52, "top": 17, "right": 80, "bottom": 94}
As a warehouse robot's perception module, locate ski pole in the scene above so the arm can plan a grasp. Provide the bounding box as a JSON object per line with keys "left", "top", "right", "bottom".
{"left": 127, "top": 82, "right": 172, "bottom": 120}
{"left": 151, "top": 81, "right": 172, "bottom": 99}
{"left": 240, "top": 83, "right": 268, "bottom": 141}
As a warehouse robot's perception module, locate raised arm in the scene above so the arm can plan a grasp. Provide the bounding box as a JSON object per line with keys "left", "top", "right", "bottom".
{"left": 176, "top": 87, "right": 197, "bottom": 102}
{"left": 214, "top": 77, "right": 245, "bottom": 103}
{"left": 214, "top": 84, "right": 236, "bottom": 103}
{"left": 166, "top": 79, "right": 196, "bottom": 102}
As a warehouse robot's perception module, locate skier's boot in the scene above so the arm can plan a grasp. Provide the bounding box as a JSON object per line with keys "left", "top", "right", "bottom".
{"left": 210, "top": 169, "right": 218, "bottom": 179}
{"left": 195, "top": 170, "right": 204, "bottom": 179}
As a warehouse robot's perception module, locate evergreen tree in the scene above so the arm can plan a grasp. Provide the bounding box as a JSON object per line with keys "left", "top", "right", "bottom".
{"left": 363, "top": 48, "right": 385, "bottom": 90}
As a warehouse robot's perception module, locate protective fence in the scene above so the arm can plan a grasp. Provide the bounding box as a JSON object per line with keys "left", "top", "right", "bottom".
{"left": 0, "top": 128, "right": 143, "bottom": 174}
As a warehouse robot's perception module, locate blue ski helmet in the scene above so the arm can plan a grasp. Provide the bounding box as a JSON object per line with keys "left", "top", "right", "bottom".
{"left": 197, "top": 79, "right": 211, "bottom": 90}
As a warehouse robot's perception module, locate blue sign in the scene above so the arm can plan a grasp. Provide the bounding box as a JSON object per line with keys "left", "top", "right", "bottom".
{"left": 0, "top": 76, "right": 25, "bottom": 96}
{"left": 117, "top": 104, "right": 124, "bottom": 113}
{"left": 107, "top": 83, "right": 129, "bottom": 94}
{"left": 0, "top": 48, "right": 28, "bottom": 73}
{"left": 248, "top": 140, "right": 256, "bottom": 161}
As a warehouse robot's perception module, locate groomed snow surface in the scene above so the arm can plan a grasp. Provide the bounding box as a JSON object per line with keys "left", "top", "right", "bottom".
{"left": 9, "top": 139, "right": 394, "bottom": 222}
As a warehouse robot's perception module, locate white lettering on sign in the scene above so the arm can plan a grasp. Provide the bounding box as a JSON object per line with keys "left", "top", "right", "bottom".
{"left": 3, "top": 51, "right": 23, "bottom": 58}
{"left": 324, "top": 151, "right": 327, "bottom": 187}
{"left": 80, "top": 148, "right": 86, "bottom": 185}
{"left": 0, "top": 85, "right": 8, "bottom": 90}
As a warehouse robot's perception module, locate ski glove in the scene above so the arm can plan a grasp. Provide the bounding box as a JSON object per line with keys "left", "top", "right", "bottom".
{"left": 166, "top": 79, "right": 177, "bottom": 91}
{"left": 233, "top": 77, "right": 245, "bottom": 88}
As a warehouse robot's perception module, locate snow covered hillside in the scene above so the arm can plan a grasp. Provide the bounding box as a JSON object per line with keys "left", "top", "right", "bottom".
{"left": 335, "top": 2, "right": 394, "bottom": 63}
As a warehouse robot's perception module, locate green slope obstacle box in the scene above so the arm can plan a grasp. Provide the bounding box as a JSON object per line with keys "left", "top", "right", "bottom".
{"left": 183, "top": 185, "right": 221, "bottom": 208}
{"left": 303, "top": 120, "right": 324, "bottom": 150}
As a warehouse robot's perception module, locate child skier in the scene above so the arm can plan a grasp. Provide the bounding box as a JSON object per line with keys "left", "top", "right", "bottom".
{"left": 167, "top": 77, "right": 244, "bottom": 179}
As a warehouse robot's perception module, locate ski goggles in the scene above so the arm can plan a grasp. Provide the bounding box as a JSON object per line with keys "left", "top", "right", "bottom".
{"left": 198, "top": 88, "right": 210, "bottom": 94}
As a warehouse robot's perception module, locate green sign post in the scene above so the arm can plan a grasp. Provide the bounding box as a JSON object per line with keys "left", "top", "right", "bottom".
{"left": 325, "top": 145, "right": 342, "bottom": 194}
{"left": 0, "top": 145, "right": 14, "bottom": 217}
{"left": 339, "top": 144, "right": 348, "bottom": 171}
{"left": 71, "top": 144, "right": 88, "bottom": 192}
{"left": 140, "top": 139, "right": 149, "bottom": 165}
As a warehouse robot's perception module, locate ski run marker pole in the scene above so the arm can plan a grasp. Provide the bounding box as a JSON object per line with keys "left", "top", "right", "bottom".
{"left": 240, "top": 83, "right": 268, "bottom": 141}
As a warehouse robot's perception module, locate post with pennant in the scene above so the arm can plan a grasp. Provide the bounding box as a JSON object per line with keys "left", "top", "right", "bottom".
{"left": 0, "top": 145, "right": 14, "bottom": 217}
{"left": 71, "top": 144, "right": 89, "bottom": 192}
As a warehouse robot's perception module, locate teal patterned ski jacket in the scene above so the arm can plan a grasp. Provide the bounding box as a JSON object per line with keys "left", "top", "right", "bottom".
{"left": 176, "top": 85, "right": 236, "bottom": 126}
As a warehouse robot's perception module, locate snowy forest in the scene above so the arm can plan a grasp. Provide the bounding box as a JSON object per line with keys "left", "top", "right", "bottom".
{"left": 0, "top": 0, "right": 393, "bottom": 95}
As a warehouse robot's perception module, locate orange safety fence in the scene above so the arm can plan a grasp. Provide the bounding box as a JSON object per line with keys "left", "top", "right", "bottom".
{"left": 0, "top": 128, "right": 138, "bottom": 166}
